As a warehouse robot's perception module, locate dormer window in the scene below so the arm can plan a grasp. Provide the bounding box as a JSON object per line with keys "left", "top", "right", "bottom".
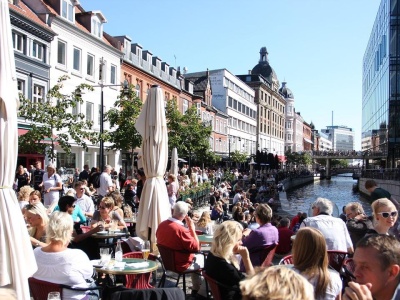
{"left": 90, "top": 12, "right": 106, "bottom": 39}
{"left": 92, "top": 19, "right": 102, "bottom": 38}
{"left": 61, "top": 0, "right": 75, "bottom": 22}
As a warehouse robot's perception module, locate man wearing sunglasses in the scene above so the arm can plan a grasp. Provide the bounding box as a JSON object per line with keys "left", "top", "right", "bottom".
{"left": 74, "top": 181, "right": 94, "bottom": 219}
{"left": 343, "top": 234, "right": 400, "bottom": 300}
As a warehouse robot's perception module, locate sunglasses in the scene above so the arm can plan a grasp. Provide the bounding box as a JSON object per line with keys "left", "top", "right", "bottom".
{"left": 377, "top": 211, "right": 398, "bottom": 218}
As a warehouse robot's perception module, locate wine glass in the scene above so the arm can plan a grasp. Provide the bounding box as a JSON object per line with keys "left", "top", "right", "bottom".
{"left": 47, "top": 292, "right": 61, "bottom": 300}
{"left": 142, "top": 240, "right": 150, "bottom": 261}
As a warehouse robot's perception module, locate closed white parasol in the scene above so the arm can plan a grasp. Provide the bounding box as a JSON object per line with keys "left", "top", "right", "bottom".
{"left": 134, "top": 85, "right": 170, "bottom": 244}
{"left": 0, "top": 0, "right": 37, "bottom": 298}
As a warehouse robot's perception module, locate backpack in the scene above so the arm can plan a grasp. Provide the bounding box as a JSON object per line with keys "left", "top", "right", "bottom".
{"left": 92, "top": 172, "right": 101, "bottom": 189}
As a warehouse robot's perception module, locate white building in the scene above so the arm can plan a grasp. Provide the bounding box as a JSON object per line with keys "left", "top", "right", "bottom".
{"left": 321, "top": 125, "right": 355, "bottom": 151}
{"left": 317, "top": 131, "right": 333, "bottom": 151}
{"left": 186, "top": 69, "right": 257, "bottom": 156}
{"left": 293, "top": 111, "right": 304, "bottom": 152}
{"left": 25, "top": 0, "right": 123, "bottom": 170}
{"left": 280, "top": 82, "right": 295, "bottom": 152}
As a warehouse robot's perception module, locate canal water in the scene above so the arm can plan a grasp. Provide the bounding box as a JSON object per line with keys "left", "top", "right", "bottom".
{"left": 285, "top": 175, "right": 372, "bottom": 216}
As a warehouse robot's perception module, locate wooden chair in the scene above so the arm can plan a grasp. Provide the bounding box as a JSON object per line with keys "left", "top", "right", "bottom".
{"left": 327, "top": 250, "right": 348, "bottom": 273}
{"left": 202, "top": 271, "right": 241, "bottom": 300}
{"left": 28, "top": 277, "right": 102, "bottom": 300}
{"left": 240, "top": 244, "right": 277, "bottom": 271}
{"left": 122, "top": 251, "right": 160, "bottom": 289}
{"left": 157, "top": 244, "right": 204, "bottom": 295}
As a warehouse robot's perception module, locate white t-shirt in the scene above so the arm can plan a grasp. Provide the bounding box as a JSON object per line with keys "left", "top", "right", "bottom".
{"left": 33, "top": 247, "right": 93, "bottom": 300}
{"left": 97, "top": 172, "right": 113, "bottom": 197}
{"left": 75, "top": 194, "right": 95, "bottom": 215}
{"left": 300, "top": 214, "right": 353, "bottom": 251}
{"left": 292, "top": 267, "right": 342, "bottom": 300}
{"left": 43, "top": 172, "right": 61, "bottom": 207}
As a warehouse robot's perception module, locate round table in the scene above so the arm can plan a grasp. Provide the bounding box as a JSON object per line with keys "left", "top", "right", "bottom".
{"left": 93, "top": 258, "right": 158, "bottom": 275}
{"left": 198, "top": 235, "right": 213, "bottom": 245}
{"left": 91, "top": 232, "right": 130, "bottom": 239}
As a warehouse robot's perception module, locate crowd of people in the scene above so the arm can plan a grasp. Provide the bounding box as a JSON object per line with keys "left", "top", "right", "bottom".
{"left": 11, "top": 160, "right": 400, "bottom": 300}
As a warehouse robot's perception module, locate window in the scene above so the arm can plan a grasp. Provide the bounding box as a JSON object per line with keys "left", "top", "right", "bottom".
{"left": 110, "top": 64, "right": 116, "bottom": 84}
{"left": 61, "top": 0, "right": 74, "bottom": 22}
{"left": 92, "top": 19, "right": 102, "bottom": 38}
{"left": 216, "top": 120, "right": 219, "bottom": 132}
{"left": 228, "top": 97, "right": 232, "bottom": 107}
{"left": 73, "top": 47, "right": 81, "bottom": 72}
{"left": 12, "top": 32, "right": 24, "bottom": 53}
{"left": 57, "top": 152, "right": 76, "bottom": 168}
{"left": 182, "top": 99, "right": 188, "bottom": 114}
{"left": 32, "top": 41, "right": 43, "bottom": 60}
{"left": 135, "top": 84, "right": 140, "bottom": 98}
{"left": 72, "top": 102, "right": 80, "bottom": 115}
{"left": 86, "top": 102, "right": 93, "bottom": 122}
{"left": 17, "top": 79, "right": 25, "bottom": 96}
{"left": 238, "top": 102, "right": 242, "bottom": 113}
{"left": 196, "top": 103, "right": 201, "bottom": 116}
{"left": 57, "top": 40, "right": 66, "bottom": 66}
{"left": 233, "top": 100, "right": 237, "bottom": 110}
{"left": 87, "top": 54, "right": 94, "bottom": 76}
{"left": 33, "top": 84, "right": 45, "bottom": 103}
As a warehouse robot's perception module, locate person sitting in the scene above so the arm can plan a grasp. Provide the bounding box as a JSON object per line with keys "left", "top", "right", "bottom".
{"left": 156, "top": 201, "right": 204, "bottom": 296}
{"left": 275, "top": 218, "right": 294, "bottom": 256}
{"left": 240, "top": 265, "right": 315, "bottom": 300}
{"left": 74, "top": 181, "right": 95, "bottom": 219}
{"left": 237, "top": 212, "right": 248, "bottom": 230}
{"left": 242, "top": 204, "right": 278, "bottom": 267}
{"left": 301, "top": 197, "right": 353, "bottom": 253}
{"left": 345, "top": 202, "right": 373, "bottom": 247}
{"left": 18, "top": 185, "right": 34, "bottom": 210}
{"left": 91, "top": 197, "right": 127, "bottom": 230}
{"left": 25, "top": 203, "right": 48, "bottom": 248}
{"left": 290, "top": 211, "right": 302, "bottom": 230}
{"left": 32, "top": 211, "right": 98, "bottom": 300}
{"left": 211, "top": 201, "right": 224, "bottom": 222}
{"left": 123, "top": 183, "right": 136, "bottom": 210}
{"left": 205, "top": 221, "right": 254, "bottom": 300}
{"left": 292, "top": 227, "right": 342, "bottom": 300}
{"left": 28, "top": 190, "right": 42, "bottom": 206}
{"left": 368, "top": 198, "right": 398, "bottom": 235}
{"left": 343, "top": 234, "right": 400, "bottom": 300}
{"left": 195, "top": 211, "right": 214, "bottom": 235}
{"left": 106, "top": 190, "right": 125, "bottom": 220}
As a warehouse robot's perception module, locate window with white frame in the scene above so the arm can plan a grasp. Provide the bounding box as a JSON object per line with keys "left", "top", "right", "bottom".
{"left": 196, "top": 103, "right": 201, "bottom": 116}
{"left": 72, "top": 101, "right": 80, "bottom": 115}
{"left": 32, "top": 41, "right": 43, "bottom": 60}
{"left": 61, "top": 0, "right": 74, "bottom": 22}
{"left": 92, "top": 18, "right": 102, "bottom": 38}
{"left": 86, "top": 102, "right": 93, "bottom": 122}
{"left": 135, "top": 84, "right": 140, "bottom": 98}
{"left": 182, "top": 99, "right": 188, "bottom": 114}
{"left": 17, "top": 79, "right": 25, "bottom": 96}
{"left": 33, "top": 84, "right": 45, "bottom": 103}
{"left": 12, "top": 32, "right": 24, "bottom": 53}
{"left": 57, "top": 40, "right": 66, "bottom": 66}
{"left": 73, "top": 47, "right": 81, "bottom": 72}
{"left": 110, "top": 64, "right": 116, "bottom": 84}
{"left": 216, "top": 120, "right": 219, "bottom": 133}
{"left": 87, "top": 54, "right": 94, "bottom": 77}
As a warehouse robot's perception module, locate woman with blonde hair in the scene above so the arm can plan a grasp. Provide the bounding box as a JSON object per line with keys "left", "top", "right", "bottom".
{"left": 370, "top": 198, "right": 398, "bottom": 235}
{"left": 25, "top": 203, "right": 48, "bottom": 248}
{"left": 205, "top": 221, "right": 254, "bottom": 300}
{"left": 292, "top": 227, "right": 342, "bottom": 300}
{"left": 18, "top": 185, "right": 34, "bottom": 209}
{"left": 195, "top": 211, "right": 214, "bottom": 235}
{"left": 106, "top": 190, "right": 124, "bottom": 220}
{"left": 91, "top": 197, "right": 126, "bottom": 230}
{"left": 240, "top": 265, "right": 315, "bottom": 300}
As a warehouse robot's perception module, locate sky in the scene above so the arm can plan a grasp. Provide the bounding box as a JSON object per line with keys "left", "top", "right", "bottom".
{"left": 80, "top": 0, "right": 381, "bottom": 151}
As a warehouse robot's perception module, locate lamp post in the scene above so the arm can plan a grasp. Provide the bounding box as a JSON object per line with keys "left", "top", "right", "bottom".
{"left": 94, "top": 57, "right": 129, "bottom": 170}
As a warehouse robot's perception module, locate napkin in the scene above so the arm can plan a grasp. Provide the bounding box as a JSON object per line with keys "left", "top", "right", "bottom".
{"left": 114, "top": 262, "right": 126, "bottom": 269}
{"left": 126, "top": 262, "right": 150, "bottom": 268}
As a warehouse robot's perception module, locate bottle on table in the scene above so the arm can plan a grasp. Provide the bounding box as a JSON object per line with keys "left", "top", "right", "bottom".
{"left": 115, "top": 240, "right": 123, "bottom": 262}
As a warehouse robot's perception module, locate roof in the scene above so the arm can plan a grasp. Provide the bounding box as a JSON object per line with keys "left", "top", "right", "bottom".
{"left": 185, "top": 75, "right": 209, "bottom": 92}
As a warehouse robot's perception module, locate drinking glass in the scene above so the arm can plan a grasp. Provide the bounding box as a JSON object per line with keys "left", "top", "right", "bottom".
{"left": 142, "top": 240, "right": 150, "bottom": 261}
{"left": 100, "top": 248, "right": 111, "bottom": 264}
{"left": 47, "top": 292, "right": 61, "bottom": 300}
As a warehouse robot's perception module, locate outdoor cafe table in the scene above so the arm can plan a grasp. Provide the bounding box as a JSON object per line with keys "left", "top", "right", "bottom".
{"left": 91, "top": 231, "right": 130, "bottom": 240}
{"left": 197, "top": 234, "right": 213, "bottom": 245}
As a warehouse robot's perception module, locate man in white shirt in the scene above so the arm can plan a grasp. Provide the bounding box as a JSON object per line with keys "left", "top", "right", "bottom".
{"left": 300, "top": 197, "right": 353, "bottom": 253}
{"left": 74, "top": 181, "right": 94, "bottom": 218}
{"left": 97, "top": 165, "right": 114, "bottom": 198}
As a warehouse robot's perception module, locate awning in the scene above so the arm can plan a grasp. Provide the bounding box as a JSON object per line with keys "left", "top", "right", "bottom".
{"left": 18, "top": 128, "right": 28, "bottom": 136}
{"left": 278, "top": 155, "right": 286, "bottom": 162}
{"left": 303, "top": 138, "right": 314, "bottom": 144}
{"left": 18, "top": 127, "right": 57, "bottom": 145}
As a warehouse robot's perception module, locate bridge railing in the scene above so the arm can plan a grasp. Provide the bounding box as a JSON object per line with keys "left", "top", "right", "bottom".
{"left": 361, "top": 168, "right": 400, "bottom": 181}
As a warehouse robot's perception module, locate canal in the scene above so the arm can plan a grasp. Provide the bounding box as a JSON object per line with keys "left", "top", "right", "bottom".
{"left": 285, "top": 175, "right": 372, "bottom": 216}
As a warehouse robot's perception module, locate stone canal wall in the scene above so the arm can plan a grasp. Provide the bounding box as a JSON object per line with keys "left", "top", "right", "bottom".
{"left": 358, "top": 178, "right": 400, "bottom": 201}
{"left": 281, "top": 175, "right": 317, "bottom": 191}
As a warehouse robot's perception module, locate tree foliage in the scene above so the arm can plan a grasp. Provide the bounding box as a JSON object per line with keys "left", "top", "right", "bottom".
{"left": 104, "top": 84, "right": 142, "bottom": 153}
{"left": 165, "top": 100, "right": 212, "bottom": 166}
{"left": 285, "top": 151, "right": 313, "bottom": 168}
{"left": 231, "top": 150, "right": 248, "bottom": 164}
{"left": 18, "top": 75, "right": 94, "bottom": 161}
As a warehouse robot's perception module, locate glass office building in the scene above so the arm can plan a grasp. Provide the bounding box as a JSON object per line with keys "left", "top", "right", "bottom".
{"left": 362, "top": 0, "right": 400, "bottom": 167}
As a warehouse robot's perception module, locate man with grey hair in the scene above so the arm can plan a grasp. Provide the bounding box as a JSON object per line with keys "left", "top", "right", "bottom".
{"left": 97, "top": 164, "right": 114, "bottom": 198}
{"left": 300, "top": 197, "right": 353, "bottom": 253}
{"left": 156, "top": 201, "right": 204, "bottom": 296}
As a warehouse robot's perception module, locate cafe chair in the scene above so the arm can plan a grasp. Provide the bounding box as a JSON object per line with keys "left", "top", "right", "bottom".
{"left": 122, "top": 251, "right": 160, "bottom": 289}
{"left": 278, "top": 254, "right": 293, "bottom": 265}
{"left": 157, "top": 244, "right": 204, "bottom": 295}
{"left": 261, "top": 244, "right": 278, "bottom": 267}
{"left": 195, "top": 230, "right": 204, "bottom": 235}
{"left": 110, "top": 287, "right": 185, "bottom": 300}
{"left": 240, "top": 244, "right": 277, "bottom": 271}
{"left": 327, "top": 250, "right": 348, "bottom": 273}
{"left": 28, "top": 277, "right": 102, "bottom": 300}
{"left": 202, "top": 271, "right": 240, "bottom": 300}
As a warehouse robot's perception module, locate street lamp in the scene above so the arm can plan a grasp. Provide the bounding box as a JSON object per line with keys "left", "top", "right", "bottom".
{"left": 94, "top": 57, "right": 129, "bottom": 170}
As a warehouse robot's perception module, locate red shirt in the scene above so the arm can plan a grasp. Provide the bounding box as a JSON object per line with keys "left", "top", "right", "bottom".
{"left": 276, "top": 227, "right": 294, "bottom": 254}
{"left": 289, "top": 215, "right": 300, "bottom": 230}
{"left": 156, "top": 219, "right": 199, "bottom": 272}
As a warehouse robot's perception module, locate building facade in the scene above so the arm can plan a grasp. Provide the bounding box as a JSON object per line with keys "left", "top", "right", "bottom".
{"left": 280, "top": 82, "right": 295, "bottom": 153}
{"left": 362, "top": 0, "right": 400, "bottom": 167}
{"left": 321, "top": 126, "right": 355, "bottom": 151}
{"left": 238, "top": 47, "right": 286, "bottom": 158}
{"left": 293, "top": 111, "right": 304, "bottom": 152}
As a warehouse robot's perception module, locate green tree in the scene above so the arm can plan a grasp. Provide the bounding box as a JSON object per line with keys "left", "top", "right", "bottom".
{"left": 165, "top": 100, "right": 212, "bottom": 167}
{"left": 231, "top": 150, "right": 247, "bottom": 165}
{"left": 104, "top": 84, "right": 142, "bottom": 158}
{"left": 18, "top": 75, "right": 94, "bottom": 161}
